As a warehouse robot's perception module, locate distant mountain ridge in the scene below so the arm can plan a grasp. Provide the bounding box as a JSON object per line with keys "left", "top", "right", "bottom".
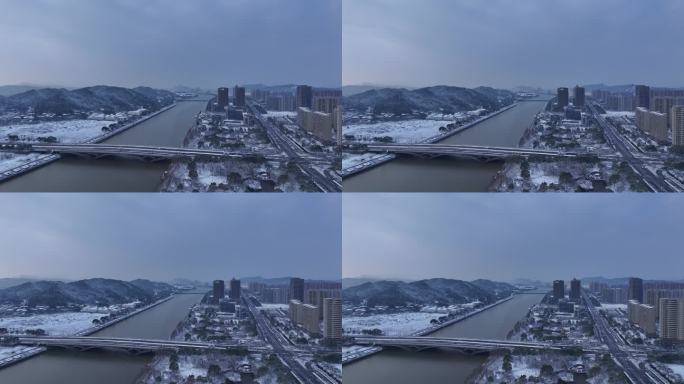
{"left": 0, "top": 85, "right": 175, "bottom": 114}
{"left": 342, "top": 278, "right": 514, "bottom": 307}
{"left": 0, "top": 278, "right": 175, "bottom": 307}
{"left": 344, "top": 85, "right": 515, "bottom": 115}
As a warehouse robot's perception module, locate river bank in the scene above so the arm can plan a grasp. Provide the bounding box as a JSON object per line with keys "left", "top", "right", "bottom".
{"left": 0, "top": 295, "right": 175, "bottom": 370}
{"left": 342, "top": 103, "right": 519, "bottom": 178}
{"left": 0, "top": 103, "right": 177, "bottom": 183}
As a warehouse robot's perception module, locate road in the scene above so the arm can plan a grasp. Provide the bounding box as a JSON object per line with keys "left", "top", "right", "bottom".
{"left": 589, "top": 103, "right": 673, "bottom": 192}
{"left": 247, "top": 102, "right": 341, "bottom": 192}
{"left": 583, "top": 291, "right": 656, "bottom": 384}
{"left": 242, "top": 296, "right": 336, "bottom": 384}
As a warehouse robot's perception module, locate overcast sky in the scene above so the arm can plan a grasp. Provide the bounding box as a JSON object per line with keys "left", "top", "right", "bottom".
{"left": 344, "top": 194, "right": 684, "bottom": 282}
{"left": 344, "top": 0, "right": 684, "bottom": 89}
{"left": 0, "top": 194, "right": 341, "bottom": 282}
{"left": 0, "top": 0, "right": 341, "bottom": 89}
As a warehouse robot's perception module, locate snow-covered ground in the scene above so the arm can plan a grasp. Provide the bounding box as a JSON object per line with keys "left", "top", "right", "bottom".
{"left": 264, "top": 111, "right": 297, "bottom": 118}
{"left": 667, "top": 364, "right": 684, "bottom": 378}
{"left": 343, "top": 312, "right": 442, "bottom": 336}
{"left": 258, "top": 304, "right": 289, "bottom": 310}
{"left": 2, "top": 120, "right": 107, "bottom": 143}
{"left": 0, "top": 152, "right": 49, "bottom": 173}
{"left": 602, "top": 111, "right": 636, "bottom": 118}
{"left": 0, "top": 312, "right": 103, "bottom": 336}
{"left": 342, "top": 152, "right": 387, "bottom": 170}
{"left": 600, "top": 304, "right": 627, "bottom": 311}
{"left": 344, "top": 120, "right": 446, "bottom": 144}
{"left": 0, "top": 346, "right": 27, "bottom": 360}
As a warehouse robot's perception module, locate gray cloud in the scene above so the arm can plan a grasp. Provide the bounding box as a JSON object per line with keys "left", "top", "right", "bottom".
{"left": 0, "top": 0, "right": 341, "bottom": 89}
{"left": 343, "top": 0, "right": 684, "bottom": 88}
{"left": 343, "top": 194, "right": 684, "bottom": 282}
{"left": 0, "top": 194, "right": 341, "bottom": 282}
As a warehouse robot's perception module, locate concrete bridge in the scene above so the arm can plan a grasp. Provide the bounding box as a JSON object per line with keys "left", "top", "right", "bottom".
{"left": 9, "top": 335, "right": 270, "bottom": 355}
{"left": 351, "top": 336, "right": 605, "bottom": 355}
{"left": 0, "top": 142, "right": 287, "bottom": 162}
{"left": 363, "top": 143, "right": 622, "bottom": 162}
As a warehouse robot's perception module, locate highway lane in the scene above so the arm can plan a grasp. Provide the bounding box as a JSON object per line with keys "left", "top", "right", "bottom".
{"left": 583, "top": 292, "right": 655, "bottom": 384}
{"left": 589, "top": 103, "right": 673, "bottom": 192}
{"left": 247, "top": 102, "right": 341, "bottom": 192}
{"left": 243, "top": 297, "right": 333, "bottom": 384}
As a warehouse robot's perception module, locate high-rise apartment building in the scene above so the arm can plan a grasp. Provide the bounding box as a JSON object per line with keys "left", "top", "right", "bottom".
{"left": 213, "top": 280, "right": 225, "bottom": 304}
{"left": 629, "top": 278, "right": 644, "bottom": 303}
{"left": 557, "top": 88, "right": 569, "bottom": 108}
{"left": 233, "top": 86, "right": 246, "bottom": 108}
{"left": 628, "top": 300, "right": 657, "bottom": 335}
{"left": 635, "top": 107, "right": 668, "bottom": 142}
{"left": 553, "top": 280, "right": 565, "bottom": 300}
{"left": 672, "top": 105, "right": 684, "bottom": 146}
{"left": 290, "top": 278, "right": 305, "bottom": 302}
{"left": 570, "top": 279, "right": 581, "bottom": 300}
{"left": 635, "top": 85, "right": 650, "bottom": 109}
{"left": 229, "top": 278, "right": 241, "bottom": 300}
{"left": 659, "top": 298, "right": 684, "bottom": 341}
{"left": 573, "top": 86, "right": 585, "bottom": 107}
{"left": 296, "top": 85, "right": 313, "bottom": 109}
{"left": 323, "top": 298, "right": 342, "bottom": 341}
{"left": 217, "top": 87, "right": 230, "bottom": 111}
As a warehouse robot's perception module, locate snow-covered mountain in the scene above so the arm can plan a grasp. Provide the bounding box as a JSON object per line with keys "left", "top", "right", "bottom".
{"left": 344, "top": 86, "right": 515, "bottom": 115}
{"left": 0, "top": 278, "right": 175, "bottom": 307}
{"left": 343, "top": 278, "right": 514, "bottom": 307}
{"left": 0, "top": 85, "right": 175, "bottom": 114}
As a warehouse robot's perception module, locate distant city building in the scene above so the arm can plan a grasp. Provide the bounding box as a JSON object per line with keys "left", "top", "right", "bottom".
{"left": 233, "top": 86, "right": 246, "bottom": 108}
{"left": 635, "top": 107, "right": 668, "bottom": 142}
{"left": 262, "top": 286, "right": 289, "bottom": 304}
{"left": 229, "top": 278, "right": 241, "bottom": 300}
{"left": 266, "top": 94, "right": 296, "bottom": 111}
{"left": 296, "top": 85, "right": 313, "bottom": 109}
{"left": 573, "top": 86, "right": 585, "bottom": 107}
{"left": 652, "top": 96, "right": 684, "bottom": 127}
{"left": 659, "top": 298, "right": 684, "bottom": 341}
{"left": 628, "top": 278, "right": 644, "bottom": 303}
{"left": 323, "top": 297, "right": 342, "bottom": 341}
{"left": 570, "top": 279, "right": 581, "bottom": 301}
{"left": 312, "top": 89, "right": 341, "bottom": 114}
{"left": 601, "top": 286, "right": 628, "bottom": 304}
{"left": 635, "top": 85, "right": 650, "bottom": 109}
{"left": 553, "top": 280, "right": 565, "bottom": 301}
{"left": 644, "top": 282, "right": 684, "bottom": 309}
{"left": 297, "top": 107, "right": 335, "bottom": 142}
{"left": 589, "top": 282, "right": 608, "bottom": 294}
{"left": 672, "top": 105, "right": 684, "bottom": 146}
{"left": 213, "top": 280, "right": 225, "bottom": 304}
{"left": 289, "top": 300, "right": 320, "bottom": 335}
{"left": 606, "top": 93, "right": 634, "bottom": 111}
{"left": 290, "top": 278, "right": 305, "bottom": 302}
{"left": 334, "top": 106, "right": 342, "bottom": 146}
{"left": 628, "top": 300, "right": 657, "bottom": 336}
{"left": 306, "top": 289, "right": 341, "bottom": 320}
{"left": 217, "top": 87, "right": 230, "bottom": 111}
{"left": 557, "top": 88, "right": 569, "bottom": 108}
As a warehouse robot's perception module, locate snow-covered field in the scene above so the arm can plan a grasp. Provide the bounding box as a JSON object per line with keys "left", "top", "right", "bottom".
{"left": 0, "top": 346, "right": 27, "bottom": 360}
{"left": 0, "top": 152, "right": 48, "bottom": 173}
{"left": 0, "top": 312, "right": 102, "bottom": 336}
{"left": 1, "top": 120, "right": 107, "bottom": 143}
{"left": 344, "top": 120, "right": 446, "bottom": 144}
{"left": 667, "top": 364, "right": 684, "bottom": 378}
{"left": 343, "top": 312, "right": 442, "bottom": 336}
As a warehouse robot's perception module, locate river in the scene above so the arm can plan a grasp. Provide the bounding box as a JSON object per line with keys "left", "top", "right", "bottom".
{"left": 343, "top": 293, "right": 545, "bottom": 384}
{"left": 344, "top": 100, "right": 549, "bottom": 192}
{"left": 0, "top": 100, "right": 207, "bottom": 192}
{"left": 0, "top": 293, "right": 203, "bottom": 384}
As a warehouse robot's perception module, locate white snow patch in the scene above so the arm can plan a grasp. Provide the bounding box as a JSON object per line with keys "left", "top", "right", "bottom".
{"left": 343, "top": 312, "right": 443, "bottom": 336}
{"left": 2, "top": 120, "right": 109, "bottom": 143}
{"left": 0, "top": 312, "right": 103, "bottom": 336}
{"left": 344, "top": 120, "right": 447, "bottom": 144}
